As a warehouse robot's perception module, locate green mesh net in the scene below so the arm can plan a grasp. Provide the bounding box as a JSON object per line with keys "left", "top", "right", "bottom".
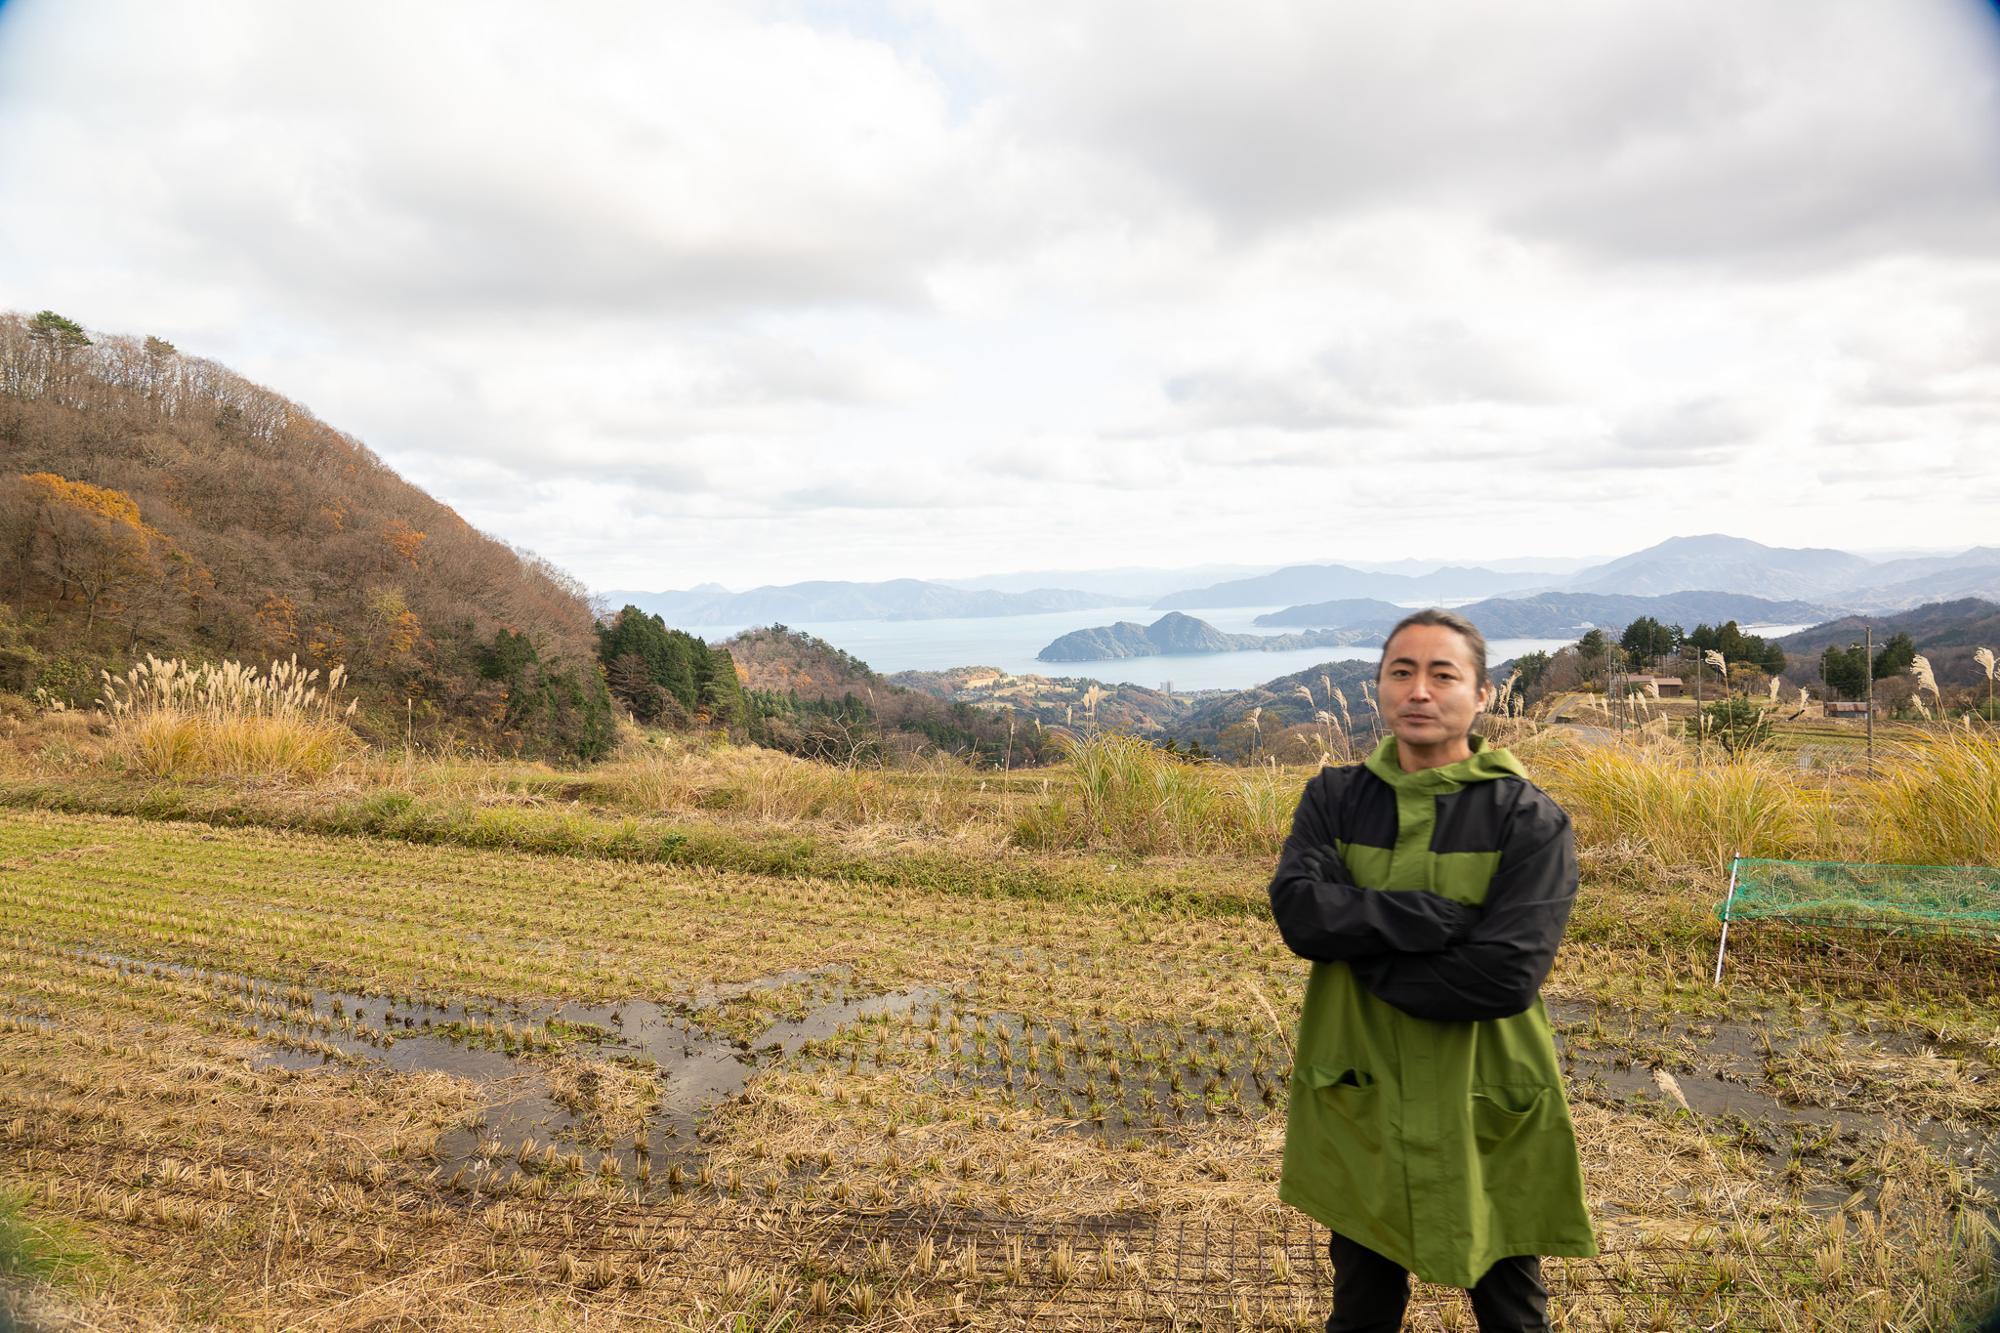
{"left": 1720, "top": 857, "right": 2000, "bottom": 935}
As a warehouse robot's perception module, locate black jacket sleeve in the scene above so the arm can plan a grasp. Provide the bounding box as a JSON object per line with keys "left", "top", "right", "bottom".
{"left": 1349, "top": 791, "right": 1579, "bottom": 1022}
{"left": 1268, "top": 772, "right": 1478, "bottom": 963}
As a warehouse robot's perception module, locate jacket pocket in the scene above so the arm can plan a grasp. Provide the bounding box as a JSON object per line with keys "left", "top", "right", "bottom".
{"left": 1467, "top": 1083, "right": 1588, "bottom": 1239}
{"left": 1286, "top": 1064, "right": 1396, "bottom": 1227}
{"left": 1471, "top": 1085, "right": 1549, "bottom": 1149}
{"left": 1301, "top": 1065, "right": 1374, "bottom": 1090}
{"left": 1298, "top": 1064, "right": 1382, "bottom": 1152}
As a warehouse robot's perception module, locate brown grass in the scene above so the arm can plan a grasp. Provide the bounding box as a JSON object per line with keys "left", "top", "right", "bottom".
{"left": 3, "top": 697, "right": 2000, "bottom": 1324}
{"left": 2, "top": 803, "right": 1995, "bottom": 1329}
{"left": 98, "top": 656, "right": 360, "bottom": 780}
{"left": 1865, "top": 728, "right": 2000, "bottom": 867}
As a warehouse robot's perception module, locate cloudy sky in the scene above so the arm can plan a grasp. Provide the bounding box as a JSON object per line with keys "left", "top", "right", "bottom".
{"left": 4, "top": 1, "right": 1999, "bottom": 592}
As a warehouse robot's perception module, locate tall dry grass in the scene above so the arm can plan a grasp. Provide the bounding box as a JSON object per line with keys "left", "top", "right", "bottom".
{"left": 253, "top": 704, "right": 2000, "bottom": 878}
{"left": 1863, "top": 727, "right": 2000, "bottom": 867}
{"left": 1014, "top": 733, "right": 1293, "bottom": 857}
{"left": 43, "top": 665, "right": 2000, "bottom": 888}
{"left": 98, "top": 655, "right": 359, "bottom": 780}
{"left": 1530, "top": 736, "right": 1844, "bottom": 876}
{"left": 1530, "top": 723, "right": 2000, "bottom": 937}
{"left": 596, "top": 737, "right": 999, "bottom": 841}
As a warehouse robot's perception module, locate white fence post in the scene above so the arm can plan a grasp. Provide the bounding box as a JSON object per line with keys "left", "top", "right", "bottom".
{"left": 1712, "top": 855, "right": 1743, "bottom": 986}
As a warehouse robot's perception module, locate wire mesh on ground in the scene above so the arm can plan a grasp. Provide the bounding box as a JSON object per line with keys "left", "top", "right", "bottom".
{"left": 1715, "top": 857, "right": 2000, "bottom": 988}
{"left": 438, "top": 1195, "right": 1810, "bottom": 1324}
{"left": 1724, "top": 858, "right": 2000, "bottom": 931}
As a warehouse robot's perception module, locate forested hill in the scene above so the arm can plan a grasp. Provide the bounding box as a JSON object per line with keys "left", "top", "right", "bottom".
{"left": 1775, "top": 599, "right": 2000, "bottom": 687}
{"left": 1038, "top": 612, "right": 1373, "bottom": 662}
{"left": 0, "top": 310, "right": 615, "bottom": 760}
{"left": 724, "top": 625, "right": 1066, "bottom": 766}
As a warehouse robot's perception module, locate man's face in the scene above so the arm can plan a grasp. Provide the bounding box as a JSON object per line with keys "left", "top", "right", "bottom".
{"left": 1378, "top": 623, "right": 1492, "bottom": 757}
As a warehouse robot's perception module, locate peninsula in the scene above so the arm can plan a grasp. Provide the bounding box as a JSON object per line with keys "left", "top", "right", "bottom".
{"left": 1037, "top": 612, "right": 1380, "bottom": 663}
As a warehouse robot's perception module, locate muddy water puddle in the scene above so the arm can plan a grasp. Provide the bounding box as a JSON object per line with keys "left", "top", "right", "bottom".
{"left": 61, "top": 949, "right": 934, "bottom": 1191}
{"left": 42, "top": 951, "right": 1996, "bottom": 1210}
{"left": 1545, "top": 998, "right": 2000, "bottom": 1200}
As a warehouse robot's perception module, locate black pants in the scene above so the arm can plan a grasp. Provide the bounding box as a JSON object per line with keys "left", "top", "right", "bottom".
{"left": 1326, "top": 1232, "right": 1549, "bottom": 1333}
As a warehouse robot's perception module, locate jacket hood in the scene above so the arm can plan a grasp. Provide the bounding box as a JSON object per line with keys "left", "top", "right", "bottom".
{"left": 1363, "top": 733, "right": 1526, "bottom": 790}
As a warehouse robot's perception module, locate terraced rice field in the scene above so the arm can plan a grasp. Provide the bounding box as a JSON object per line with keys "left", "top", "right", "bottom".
{"left": 2, "top": 806, "right": 1997, "bottom": 1329}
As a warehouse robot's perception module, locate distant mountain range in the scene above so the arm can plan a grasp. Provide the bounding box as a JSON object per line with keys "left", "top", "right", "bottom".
{"left": 1777, "top": 598, "right": 2000, "bottom": 653}
{"left": 1166, "top": 536, "right": 2000, "bottom": 613}
{"left": 1153, "top": 563, "right": 1558, "bottom": 610}
{"left": 1037, "top": 612, "right": 1380, "bottom": 662}
{"left": 608, "top": 534, "right": 2000, "bottom": 629}
{"left": 1453, "top": 590, "right": 1830, "bottom": 637}
{"left": 1040, "top": 591, "right": 1829, "bottom": 663}
{"left": 1562, "top": 536, "right": 1870, "bottom": 599}
{"left": 867, "top": 599, "right": 2000, "bottom": 754}
{"left": 1251, "top": 597, "right": 1408, "bottom": 629}
{"left": 1257, "top": 590, "right": 1830, "bottom": 637}
{"left": 933, "top": 563, "right": 1270, "bottom": 601}
{"left": 1845, "top": 551, "right": 2000, "bottom": 608}
{"left": 1562, "top": 535, "right": 2000, "bottom": 608}
{"left": 602, "top": 580, "right": 1124, "bottom": 625}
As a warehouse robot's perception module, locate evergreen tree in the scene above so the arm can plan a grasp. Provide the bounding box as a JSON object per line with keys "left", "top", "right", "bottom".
{"left": 1687, "top": 620, "right": 1783, "bottom": 675}
{"left": 699, "top": 643, "right": 745, "bottom": 726}
{"left": 477, "top": 628, "right": 614, "bottom": 760}
{"left": 1685, "top": 696, "right": 1774, "bottom": 755}
{"left": 1873, "top": 632, "right": 1916, "bottom": 680}
{"left": 1821, "top": 645, "right": 1870, "bottom": 700}
{"left": 1619, "top": 616, "right": 1681, "bottom": 661}
{"left": 27, "top": 310, "right": 90, "bottom": 348}
{"left": 1508, "top": 650, "right": 1551, "bottom": 694}
{"left": 596, "top": 605, "right": 722, "bottom": 721}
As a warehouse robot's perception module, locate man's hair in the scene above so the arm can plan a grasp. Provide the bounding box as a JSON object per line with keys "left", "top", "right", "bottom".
{"left": 1378, "top": 608, "right": 1490, "bottom": 689}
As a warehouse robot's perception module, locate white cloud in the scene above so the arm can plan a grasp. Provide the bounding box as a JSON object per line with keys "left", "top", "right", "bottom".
{"left": 940, "top": 1, "right": 2000, "bottom": 261}
{"left": 5, "top": 1, "right": 990, "bottom": 315}
{"left": 2, "top": 0, "right": 1998, "bottom": 588}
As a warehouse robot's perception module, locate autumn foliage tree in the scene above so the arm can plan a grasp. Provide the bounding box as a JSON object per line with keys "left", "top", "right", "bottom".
{"left": 0, "top": 471, "right": 206, "bottom": 638}
{"left": 0, "top": 310, "right": 613, "bottom": 760}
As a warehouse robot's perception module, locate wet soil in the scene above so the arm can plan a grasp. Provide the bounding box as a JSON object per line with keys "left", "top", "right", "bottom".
{"left": 874, "top": 1008, "right": 1286, "bottom": 1140}
{"left": 62, "top": 950, "right": 934, "bottom": 1191}
{"left": 49, "top": 950, "right": 1999, "bottom": 1210}
{"left": 1544, "top": 997, "right": 2000, "bottom": 1202}
{"left": 811, "top": 994, "right": 1999, "bottom": 1204}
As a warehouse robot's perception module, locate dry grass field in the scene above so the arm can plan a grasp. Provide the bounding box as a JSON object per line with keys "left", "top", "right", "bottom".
{"left": 1, "top": 701, "right": 1997, "bottom": 1329}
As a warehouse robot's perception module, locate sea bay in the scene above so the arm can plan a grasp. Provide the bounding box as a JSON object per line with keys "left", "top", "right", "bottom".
{"left": 686, "top": 605, "right": 1595, "bottom": 692}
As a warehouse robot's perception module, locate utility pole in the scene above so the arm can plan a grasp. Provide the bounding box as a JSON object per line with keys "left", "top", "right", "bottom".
{"left": 1864, "top": 625, "right": 1874, "bottom": 770}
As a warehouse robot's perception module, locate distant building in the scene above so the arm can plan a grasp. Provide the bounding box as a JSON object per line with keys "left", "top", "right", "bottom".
{"left": 1824, "top": 701, "right": 1871, "bottom": 717}
{"left": 1609, "top": 673, "right": 1683, "bottom": 698}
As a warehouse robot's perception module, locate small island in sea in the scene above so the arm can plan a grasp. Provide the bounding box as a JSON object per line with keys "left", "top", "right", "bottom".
{"left": 1037, "top": 611, "right": 1383, "bottom": 663}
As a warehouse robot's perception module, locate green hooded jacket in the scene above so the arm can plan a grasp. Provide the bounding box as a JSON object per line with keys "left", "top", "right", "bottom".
{"left": 1270, "top": 735, "right": 1596, "bottom": 1289}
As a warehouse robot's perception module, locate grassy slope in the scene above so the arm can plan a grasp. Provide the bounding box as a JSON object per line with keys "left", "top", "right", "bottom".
{"left": 1, "top": 723, "right": 1998, "bottom": 1327}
